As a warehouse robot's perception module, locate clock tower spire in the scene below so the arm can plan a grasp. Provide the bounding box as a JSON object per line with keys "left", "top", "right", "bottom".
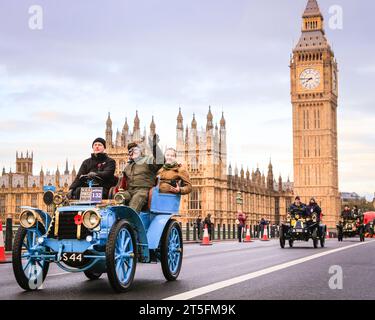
{"left": 290, "top": 0, "right": 340, "bottom": 229}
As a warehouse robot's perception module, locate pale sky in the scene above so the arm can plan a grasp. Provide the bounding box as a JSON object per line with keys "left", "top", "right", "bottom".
{"left": 0, "top": 0, "right": 374, "bottom": 200}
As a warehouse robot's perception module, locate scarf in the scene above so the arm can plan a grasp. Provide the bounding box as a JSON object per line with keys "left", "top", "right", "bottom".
{"left": 163, "top": 161, "right": 179, "bottom": 170}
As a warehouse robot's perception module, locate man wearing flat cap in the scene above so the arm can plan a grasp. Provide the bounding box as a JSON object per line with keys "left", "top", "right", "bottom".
{"left": 121, "top": 134, "right": 164, "bottom": 212}
{"left": 288, "top": 196, "right": 307, "bottom": 218}
{"left": 68, "top": 137, "right": 116, "bottom": 199}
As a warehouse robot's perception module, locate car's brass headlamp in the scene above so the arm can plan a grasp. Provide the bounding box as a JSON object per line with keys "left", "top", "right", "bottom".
{"left": 19, "top": 209, "right": 39, "bottom": 228}
{"left": 82, "top": 209, "right": 101, "bottom": 229}
{"left": 114, "top": 192, "right": 127, "bottom": 205}
{"left": 43, "top": 190, "right": 67, "bottom": 206}
{"left": 43, "top": 191, "right": 54, "bottom": 206}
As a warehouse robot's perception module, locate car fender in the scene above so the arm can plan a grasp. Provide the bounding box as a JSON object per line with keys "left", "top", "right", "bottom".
{"left": 147, "top": 214, "right": 177, "bottom": 250}
{"left": 108, "top": 206, "right": 148, "bottom": 247}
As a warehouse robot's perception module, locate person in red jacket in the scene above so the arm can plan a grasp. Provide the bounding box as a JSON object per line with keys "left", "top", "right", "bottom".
{"left": 236, "top": 211, "right": 247, "bottom": 242}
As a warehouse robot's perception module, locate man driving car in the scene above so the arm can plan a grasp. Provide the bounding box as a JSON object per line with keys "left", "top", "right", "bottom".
{"left": 68, "top": 137, "right": 116, "bottom": 199}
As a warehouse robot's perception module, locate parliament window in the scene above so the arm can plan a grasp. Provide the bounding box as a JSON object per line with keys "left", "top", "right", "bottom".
{"left": 16, "top": 194, "right": 22, "bottom": 213}
{"left": 31, "top": 194, "right": 37, "bottom": 207}
{"left": 0, "top": 195, "right": 5, "bottom": 215}
{"left": 189, "top": 188, "right": 201, "bottom": 210}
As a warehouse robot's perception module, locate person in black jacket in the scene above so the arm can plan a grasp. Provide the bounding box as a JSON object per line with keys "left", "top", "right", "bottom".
{"left": 203, "top": 214, "right": 213, "bottom": 240}
{"left": 68, "top": 137, "right": 116, "bottom": 199}
{"left": 288, "top": 196, "right": 307, "bottom": 218}
{"left": 306, "top": 198, "right": 322, "bottom": 221}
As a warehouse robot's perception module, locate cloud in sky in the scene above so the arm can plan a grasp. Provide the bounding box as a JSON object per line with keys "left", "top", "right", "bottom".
{"left": 0, "top": 0, "right": 374, "bottom": 200}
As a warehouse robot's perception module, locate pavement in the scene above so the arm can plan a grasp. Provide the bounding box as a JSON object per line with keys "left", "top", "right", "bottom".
{"left": 0, "top": 238, "right": 374, "bottom": 300}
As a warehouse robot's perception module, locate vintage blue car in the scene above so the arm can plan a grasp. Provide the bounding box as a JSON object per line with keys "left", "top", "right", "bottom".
{"left": 12, "top": 179, "right": 183, "bottom": 293}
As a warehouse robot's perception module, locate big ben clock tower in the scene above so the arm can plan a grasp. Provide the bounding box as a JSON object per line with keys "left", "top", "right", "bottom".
{"left": 291, "top": 0, "right": 340, "bottom": 228}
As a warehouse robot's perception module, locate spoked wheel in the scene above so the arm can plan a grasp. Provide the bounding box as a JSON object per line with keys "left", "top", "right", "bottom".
{"left": 106, "top": 220, "right": 137, "bottom": 293}
{"left": 84, "top": 270, "right": 102, "bottom": 280}
{"left": 160, "top": 220, "right": 183, "bottom": 281}
{"left": 12, "top": 225, "right": 49, "bottom": 291}
{"left": 288, "top": 240, "right": 294, "bottom": 248}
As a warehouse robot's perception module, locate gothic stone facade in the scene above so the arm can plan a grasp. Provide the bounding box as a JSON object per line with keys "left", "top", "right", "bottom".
{"left": 291, "top": 0, "right": 340, "bottom": 228}
{"left": 0, "top": 153, "right": 76, "bottom": 222}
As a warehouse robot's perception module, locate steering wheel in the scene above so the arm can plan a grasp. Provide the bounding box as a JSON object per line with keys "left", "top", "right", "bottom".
{"left": 79, "top": 174, "right": 104, "bottom": 187}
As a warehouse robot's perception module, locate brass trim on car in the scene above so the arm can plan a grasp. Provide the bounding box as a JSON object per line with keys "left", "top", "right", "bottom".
{"left": 54, "top": 211, "right": 60, "bottom": 237}
{"left": 76, "top": 211, "right": 82, "bottom": 240}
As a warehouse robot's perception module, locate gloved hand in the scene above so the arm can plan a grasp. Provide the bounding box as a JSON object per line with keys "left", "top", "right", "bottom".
{"left": 87, "top": 171, "right": 97, "bottom": 179}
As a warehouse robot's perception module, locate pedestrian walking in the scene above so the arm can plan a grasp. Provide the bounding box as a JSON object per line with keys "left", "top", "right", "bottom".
{"left": 204, "top": 214, "right": 213, "bottom": 240}
{"left": 195, "top": 214, "right": 202, "bottom": 240}
{"left": 236, "top": 211, "right": 246, "bottom": 242}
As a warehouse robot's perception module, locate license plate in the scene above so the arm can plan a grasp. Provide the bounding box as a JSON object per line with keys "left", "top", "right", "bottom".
{"left": 296, "top": 229, "right": 303, "bottom": 233}
{"left": 62, "top": 252, "right": 83, "bottom": 262}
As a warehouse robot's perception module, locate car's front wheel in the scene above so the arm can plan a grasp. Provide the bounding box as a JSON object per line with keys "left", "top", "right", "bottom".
{"left": 106, "top": 220, "right": 137, "bottom": 293}
{"left": 12, "top": 225, "right": 49, "bottom": 291}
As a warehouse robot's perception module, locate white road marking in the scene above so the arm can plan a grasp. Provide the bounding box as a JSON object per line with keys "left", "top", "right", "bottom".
{"left": 164, "top": 241, "right": 373, "bottom": 300}
{"left": 48, "top": 272, "right": 70, "bottom": 277}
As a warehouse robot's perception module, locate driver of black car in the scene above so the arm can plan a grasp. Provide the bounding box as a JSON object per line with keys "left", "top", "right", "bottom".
{"left": 68, "top": 137, "right": 116, "bottom": 199}
{"left": 288, "top": 196, "right": 307, "bottom": 219}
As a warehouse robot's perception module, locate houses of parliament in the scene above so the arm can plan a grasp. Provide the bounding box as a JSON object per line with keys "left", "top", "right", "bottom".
{"left": 0, "top": 0, "right": 341, "bottom": 228}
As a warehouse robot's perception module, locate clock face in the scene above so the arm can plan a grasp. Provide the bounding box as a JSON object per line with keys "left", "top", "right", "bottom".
{"left": 300, "top": 68, "right": 321, "bottom": 90}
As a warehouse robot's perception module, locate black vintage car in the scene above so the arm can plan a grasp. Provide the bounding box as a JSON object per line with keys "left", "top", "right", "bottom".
{"left": 337, "top": 214, "right": 365, "bottom": 242}
{"left": 280, "top": 211, "right": 326, "bottom": 249}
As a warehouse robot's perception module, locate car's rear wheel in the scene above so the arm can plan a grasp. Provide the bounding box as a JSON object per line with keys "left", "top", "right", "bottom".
{"left": 106, "top": 220, "right": 137, "bottom": 292}
{"left": 12, "top": 225, "right": 49, "bottom": 291}
{"left": 160, "top": 220, "right": 183, "bottom": 281}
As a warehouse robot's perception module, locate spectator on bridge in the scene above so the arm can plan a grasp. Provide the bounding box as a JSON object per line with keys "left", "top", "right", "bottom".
{"left": 259, "top": 217, "right": 267, "bottom": 238}
{"left": 236, "top": 211, "right": 246, "bottom": 242}
{"left": 204, "top": 214, "right": 213, "bottom": 240}
{"left": 195, "top": 214, "right": 202, "bottom": 240}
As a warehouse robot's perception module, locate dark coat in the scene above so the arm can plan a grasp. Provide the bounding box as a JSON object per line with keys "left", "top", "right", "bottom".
{"left": 288, "top": 203, "right": 307, "bottom": 216}
{"left": 70, "top": 153, "right": 116, "bottom": 191}
{"left": 204, "top": 217, "right": 212, "bottom": 231}
{"left": 306, "top": 203, "right": 322, "bottom": 218}
{"left": 341, "top": 209, "right": 352, "bottom": 219}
